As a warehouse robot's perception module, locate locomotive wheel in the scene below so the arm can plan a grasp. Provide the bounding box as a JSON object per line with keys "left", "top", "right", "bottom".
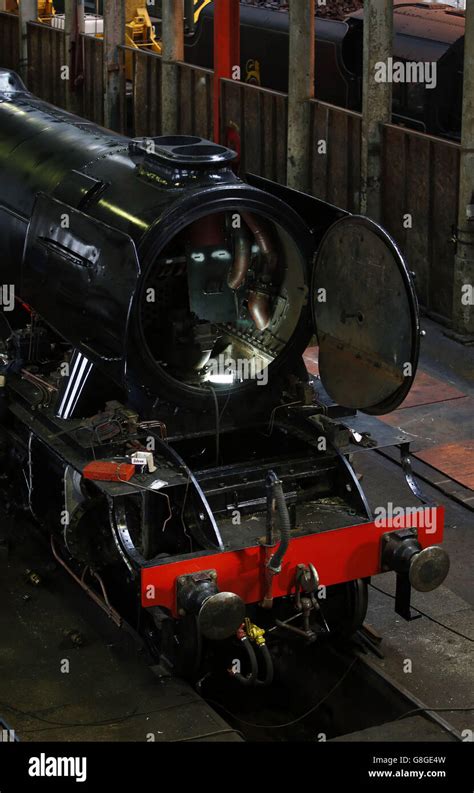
{"left": 65, "top": 498, "right": 115, "bottom": 568}
{"left": 323, "top": 579, "right": 368, "bottom": 638}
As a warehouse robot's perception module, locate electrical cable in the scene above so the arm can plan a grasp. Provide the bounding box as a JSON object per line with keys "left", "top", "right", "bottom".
{"left": 263, "top": 401, "right": 301, "bottom": 437}
{"left": 170, "top": 728, "right": 246, "bottom": 742}
{"left": 0, "top": 695, "right": 212, "bottom": 734}
{"left": 205, "top": 657, "right": 359, "bottom": 730}
{"left": 219, "top": 391, "right": 232, "bottom": 422}
{"left": 117, "top": 475, "right": 173, "bottom": 533}
{"left": 207, "top": 384, "right": 220, "bottom": 465}
{"left": 395, "top": 706, "right": 474, "bottom": 722}
{"left": 370, "top": 583, "right": 474, "bottom": 643}
{"left": 0, "top": 700, "right": 139, "bottom": 729}
{"left": 180, "top": 471, "right": 194, "bottom": 551}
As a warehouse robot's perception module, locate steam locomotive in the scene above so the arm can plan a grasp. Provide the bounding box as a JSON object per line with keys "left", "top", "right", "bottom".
{"left": 0, "top": 67, "right": 449, "bottom": 681}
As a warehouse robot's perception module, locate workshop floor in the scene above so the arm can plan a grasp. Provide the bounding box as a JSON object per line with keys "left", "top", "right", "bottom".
{"left": 347, "top": 318, "right": 474, "bottom": 737}
{"left": 304, "top": 317, "right": 474, "bottom": 736}
{"left": 0, "top": 521, "right": 241, "bottom": 742}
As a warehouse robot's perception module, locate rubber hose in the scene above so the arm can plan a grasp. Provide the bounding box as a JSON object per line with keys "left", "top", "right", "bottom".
{"left": 255, "top": 644, "right": 274, "bottom": 687}
{"left": 232, "top": 636, "right": 258, "bottom": 686}
{"left": 268, "top": 479, "right": 291, "bottom": 573}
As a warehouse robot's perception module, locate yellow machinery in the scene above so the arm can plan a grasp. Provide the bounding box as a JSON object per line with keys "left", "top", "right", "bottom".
{"left": 123, "top": 0, "right": 216, "bottom": 79}
{"left": 124, "top": 0, "right": 213, "bottom": 71}
{"left": 124, "top": 0, "right": 161, "bottom": 79}
{"left": 9, "top": 1, "right": 55, "bottom": 23}
{"left": 125, "top": 0, "right": 160, "bottom": 54}
{"left": 37, "top": 0, "right": 54, "bottom": 22}
{"left": 10, "top": 0, "right": 213, "bottom": 80}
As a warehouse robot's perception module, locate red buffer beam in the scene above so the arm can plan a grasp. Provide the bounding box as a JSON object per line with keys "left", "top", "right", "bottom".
{"left": 141, "top": 507, "right": 445, "bottom": 616}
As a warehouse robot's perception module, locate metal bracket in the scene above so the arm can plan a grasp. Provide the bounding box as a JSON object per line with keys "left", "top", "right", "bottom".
{"left": 292, "top": 563, "right": 328, "bottom": 639}
{"left": 395, "top": 572, "right": 422, "bottom": 622}
{"left": 176, "top": 569, "right": 217, "bottom": 616}
{"left": 400, "top": 442, "right": 435, "bottom": 506}
{"left": 381, "top": 529, "right": 421, "bottom": 621}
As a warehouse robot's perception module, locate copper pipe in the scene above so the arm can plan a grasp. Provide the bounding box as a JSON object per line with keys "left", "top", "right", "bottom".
{"left": 241, "top": 212, "right": 278, "bottom": 275}
{"left": 248, "top": 289, "right": 271, "bottom": 331}
{"left": 21, "top": 369, "right": 58, "bottom": 393}
{"left": 50, "top": 535, "right": 122, "bottom": 627}
{"left": 227, "top": 225, "right": 251, "bottom": 290}
{"left": 241, "top": 212, "right": 278, "bottom": 330}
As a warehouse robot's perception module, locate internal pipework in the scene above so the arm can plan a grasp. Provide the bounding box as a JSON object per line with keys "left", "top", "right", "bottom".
{"left": 139, "top": 210, "right": 307, "bottom": 391}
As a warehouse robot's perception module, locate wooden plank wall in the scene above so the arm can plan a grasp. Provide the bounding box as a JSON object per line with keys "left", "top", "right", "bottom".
{"left": 81, "top": 34, "right": 104, "bottom": 125}
{"left": 130, "top": 50, "right": 213, "bottom": 140}
{"left": 130, "top": 49, "right": 162, "bottom": 137}
{"left": 221, "top": 78, "right": 288, "bottom": 183}
{"left": 309, "top": 100, "right": 362, "bottom": 213}
{"left": 0, "top": 11, "right": 18, "bottom": 71}
{"left": 220, "top": 83, "right": 361, "bottom": 212}
{"left": 175, "top": 60, "right": 213, "bottom": 140}
{"left": 27, "top": 22, "right": 67, "bottom": 108}
{"left": 381, "top": 124, "right": 460, "bottom": 322}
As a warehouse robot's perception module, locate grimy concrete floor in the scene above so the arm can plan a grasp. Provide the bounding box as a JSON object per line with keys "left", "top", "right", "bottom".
{"left": 354, "top": 317, "right": 474, "bottom": 738}
{"left": 0, "top": 520, "right": 241, "bottom": 742}
{"left": 0, "top": 318, "right": 472, "bottom": 742}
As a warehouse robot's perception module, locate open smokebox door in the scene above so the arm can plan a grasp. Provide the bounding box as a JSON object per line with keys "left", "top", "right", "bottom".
{"left": 311, "top": 215, "right": 421, "bottom": 416}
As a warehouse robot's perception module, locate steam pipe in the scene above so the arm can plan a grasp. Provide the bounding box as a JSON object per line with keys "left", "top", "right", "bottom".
{"left": 242, "top": 212, "right": 278, "bottom": 331}
{"left": 227, "top": 224, "right": 251, "bottom": 290}
{"left": 241, "top": 212, "right": 278, "bottom": 275}
{"left": 248, "top": 290, "right": 271, "bottom": 331}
